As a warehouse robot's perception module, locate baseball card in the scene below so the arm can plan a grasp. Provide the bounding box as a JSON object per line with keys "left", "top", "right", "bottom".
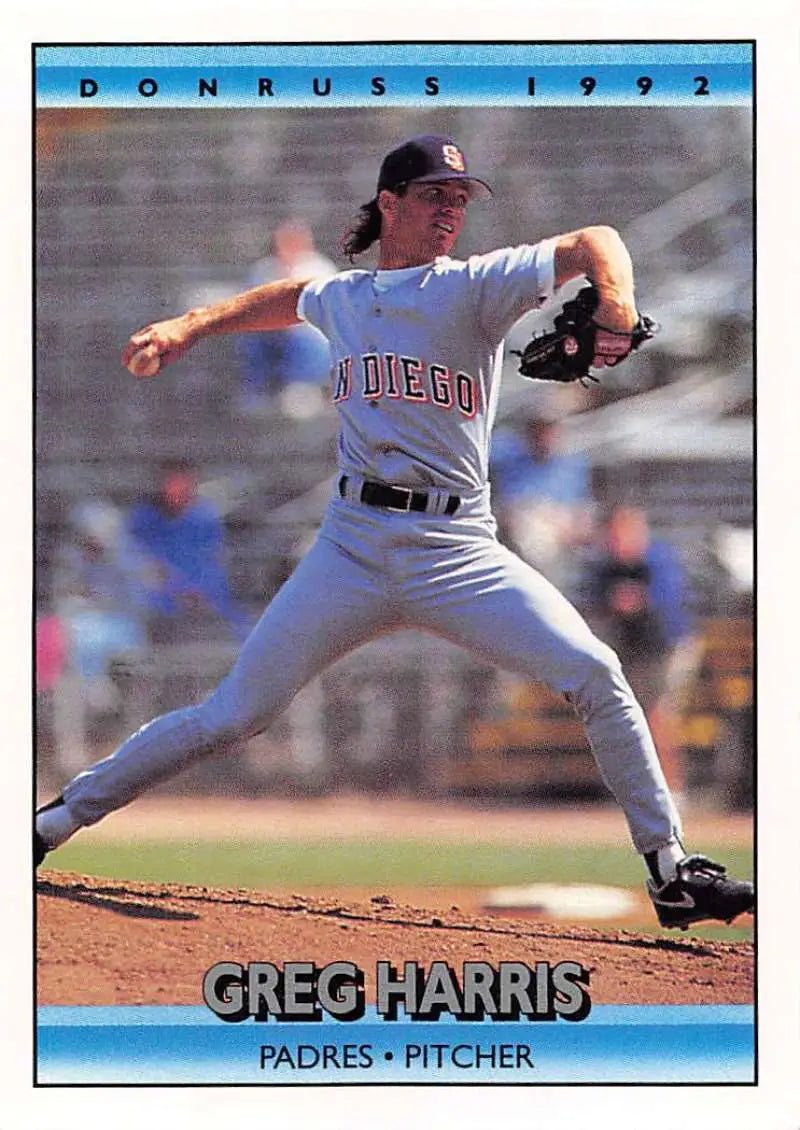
{"left": 9, "top": 5, "right": 798, "bottom": 1127}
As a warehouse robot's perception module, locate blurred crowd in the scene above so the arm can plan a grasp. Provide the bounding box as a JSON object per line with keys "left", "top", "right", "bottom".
{"left": 489, "top": 411, "right": 696, "bottom": 798}
{"left": 236, "top": 218, "right": 335, "bottom": 420}
{"left": 37, "top": 458, "right": 251, "bottom": 735}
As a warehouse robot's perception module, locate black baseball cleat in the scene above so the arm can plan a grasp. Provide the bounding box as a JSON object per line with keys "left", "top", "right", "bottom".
{"left": 34, "top": 795, "right": 66, "bottom": 869}
{"left": 34, "top": 830, "right": 49, "bottom": 868}
{"left": 647, "top": 854, "right": 754, "bottom": 930}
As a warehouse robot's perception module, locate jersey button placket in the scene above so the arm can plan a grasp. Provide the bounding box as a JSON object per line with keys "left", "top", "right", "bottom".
{"left": 369, "top": 306, "right": 380, "bottom": 403}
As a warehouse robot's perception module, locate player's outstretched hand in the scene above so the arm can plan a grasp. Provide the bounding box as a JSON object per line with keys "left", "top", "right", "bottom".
{"left": 122, "top": 315, "right": 200, "bottom": 378}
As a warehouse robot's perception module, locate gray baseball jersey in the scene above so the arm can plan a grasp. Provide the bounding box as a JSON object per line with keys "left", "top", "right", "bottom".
{"left": 57, "top": 239, "right": 682, "bottom": 858}
{"left": 298, "top": 240, "right": 557, "bottom": 492}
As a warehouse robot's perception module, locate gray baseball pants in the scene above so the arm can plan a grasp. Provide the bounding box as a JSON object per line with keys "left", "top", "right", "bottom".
{"left": 62, "top": 482, "right": 682, "bottom": 854}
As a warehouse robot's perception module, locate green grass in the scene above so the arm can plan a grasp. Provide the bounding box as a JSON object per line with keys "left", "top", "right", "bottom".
{"left": 45, "top": 836, "right": 754, "bottom": 942}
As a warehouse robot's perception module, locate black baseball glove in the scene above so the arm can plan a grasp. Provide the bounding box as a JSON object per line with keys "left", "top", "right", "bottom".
{"left": 512, "top": 283, "right": 659, "bottom": 384}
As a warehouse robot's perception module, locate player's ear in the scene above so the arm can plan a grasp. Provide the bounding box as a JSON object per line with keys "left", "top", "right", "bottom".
{"left": 377, "top": 189, "right": 399, "bottom": 218}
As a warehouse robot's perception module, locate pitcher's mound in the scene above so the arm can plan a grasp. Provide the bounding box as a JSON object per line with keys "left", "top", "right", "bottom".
{"left": 36, "top": 871, "right": 753, "bottom": 1007}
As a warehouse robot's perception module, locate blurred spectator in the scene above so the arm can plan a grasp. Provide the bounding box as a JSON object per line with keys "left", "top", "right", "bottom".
{"left": 35, "top": 605, "right": 69, "bottom": 767}
{"left": 36, "top": 608, "right": 68, "bottom": 695}
{"left": 51, "top": 500, "right": 148, "bottom": 719}
{"left": 583, "top": 505, "right": 697, "bottom": 800}
{"left": 490, "top": 414, "right": 594, "bottom": 594}
{"left": 238, "top": 218, "right": 336, "bottom": 417}
{"left": 127, "top": 459, "right": 251, "bottom": 644}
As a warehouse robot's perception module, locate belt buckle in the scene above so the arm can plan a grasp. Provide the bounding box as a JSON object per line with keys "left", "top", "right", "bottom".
{"left": 387, "top": 487, "right": 414, "bottom": 513}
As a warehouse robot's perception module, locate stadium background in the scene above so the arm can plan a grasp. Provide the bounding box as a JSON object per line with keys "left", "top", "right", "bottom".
{"left": 34, "top": 105, "right": 753, "bottom": 940}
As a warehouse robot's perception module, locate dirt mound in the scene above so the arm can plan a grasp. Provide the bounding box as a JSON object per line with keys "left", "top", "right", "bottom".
{"left": 36, "top": 871, "right": 753, "bottom": 1006}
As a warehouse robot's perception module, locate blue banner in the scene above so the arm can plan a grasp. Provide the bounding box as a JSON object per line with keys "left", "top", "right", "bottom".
{"left": 35, "top": 44, "right": 753, "bottom": 107}
{"left": 37, "top": 1005, "right": 754, "bottom": 1085}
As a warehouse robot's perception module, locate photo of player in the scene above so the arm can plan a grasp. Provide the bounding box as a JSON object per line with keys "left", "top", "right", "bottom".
{"left": 36, "top": 129, "right": 752, "bottom": 932}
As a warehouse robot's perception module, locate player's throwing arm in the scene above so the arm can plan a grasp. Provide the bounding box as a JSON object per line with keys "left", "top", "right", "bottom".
{"left": 122, "top": 278, "right": 311, "bottom": 378}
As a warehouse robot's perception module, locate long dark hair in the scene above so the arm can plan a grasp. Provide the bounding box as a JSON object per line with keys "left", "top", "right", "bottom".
{"left": 340, "top": 184, "right": 408, "bottom": 262}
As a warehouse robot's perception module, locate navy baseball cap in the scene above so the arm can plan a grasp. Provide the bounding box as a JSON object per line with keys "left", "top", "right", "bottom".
{"left": 377, "top": 135, "right": 492, "bottom": 200}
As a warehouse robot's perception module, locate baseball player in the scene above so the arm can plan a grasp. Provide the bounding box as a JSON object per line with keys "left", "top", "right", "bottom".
{"left": 36, "top": 135, "right": 753, "bottom": 930}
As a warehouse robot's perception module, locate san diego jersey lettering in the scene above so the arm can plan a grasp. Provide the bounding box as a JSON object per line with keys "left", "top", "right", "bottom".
{"left": 298, "top": 245, "right": 556, "bottom": 493}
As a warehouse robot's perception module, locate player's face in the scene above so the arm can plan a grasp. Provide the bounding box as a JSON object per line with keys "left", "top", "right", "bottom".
{"left": 380, "top": 181, "right": 470, "bottom": 265}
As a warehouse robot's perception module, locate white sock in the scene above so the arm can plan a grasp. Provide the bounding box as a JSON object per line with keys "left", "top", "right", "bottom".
{"left": 654, "top": 841, "right": 686, "bottom": 884}
{"left": 37, "top": 803, "right": 81, "bottom": 849}
{"left": 643, "top": 840, "right": 686, "bottom": 885}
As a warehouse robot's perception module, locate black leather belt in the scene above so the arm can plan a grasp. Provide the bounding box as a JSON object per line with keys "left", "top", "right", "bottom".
{"left": 339, "top": 475, "right": 460, "bottom": 515}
